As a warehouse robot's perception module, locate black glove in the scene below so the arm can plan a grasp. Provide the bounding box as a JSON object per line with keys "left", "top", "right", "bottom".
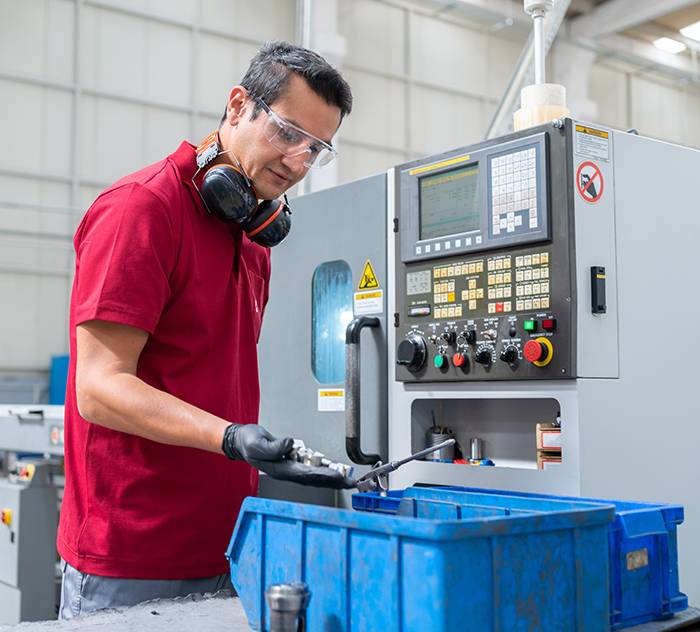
{"left": 248, "top": 458, "right": 357, "bottom": 490}
{"left": 221, "top": 424, "right": 293, "bottom": 462}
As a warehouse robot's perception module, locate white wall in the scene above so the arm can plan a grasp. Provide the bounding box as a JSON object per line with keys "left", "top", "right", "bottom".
{"left": 1, "top": 0, "right": 700, "bottom": 376}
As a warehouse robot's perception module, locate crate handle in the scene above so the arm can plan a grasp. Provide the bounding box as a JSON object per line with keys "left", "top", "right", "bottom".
{"left": 345, "top": 316, "right": 381, "bottom": 465}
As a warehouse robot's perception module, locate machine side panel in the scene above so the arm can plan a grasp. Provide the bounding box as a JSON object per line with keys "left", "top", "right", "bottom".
{"left": 571, "top": 120, "right": 620, "bottom": 378}
{"left": 578, "top": 131, "right": 700, "bottom": 601}
{"left": 258, "top": 174, "right": 388, "bottom": 507}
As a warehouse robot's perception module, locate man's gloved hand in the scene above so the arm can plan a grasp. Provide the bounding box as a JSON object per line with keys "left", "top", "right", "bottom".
{"left": 248, "top": 458, "right": 357, "bottom": 490}
{"left": 221, "top": 423, "right": 293, "bottom": 462}
{"left": 222, "top": 424, "right": 357, "bottom": 490}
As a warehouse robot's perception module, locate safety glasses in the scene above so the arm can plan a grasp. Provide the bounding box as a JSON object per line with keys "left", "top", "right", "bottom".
{"left": 256, "top": 98, "right": 337, "bottom": 168}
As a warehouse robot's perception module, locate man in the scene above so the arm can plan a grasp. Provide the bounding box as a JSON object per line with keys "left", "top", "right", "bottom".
{"left": 57, "top": 41, "right": 353, "bottom": 618}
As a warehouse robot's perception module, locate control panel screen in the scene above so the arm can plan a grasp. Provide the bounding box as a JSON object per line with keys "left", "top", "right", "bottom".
{"left": 406, "top": 270, "right": 431, "bottom": 296}
{"left": 419, "top": 164, "right": 480, "bottom": 240}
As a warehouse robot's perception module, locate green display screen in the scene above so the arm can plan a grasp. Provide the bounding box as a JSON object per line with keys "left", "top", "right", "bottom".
{"left": 419, "top": 164, "right": 480, "bottom": 240}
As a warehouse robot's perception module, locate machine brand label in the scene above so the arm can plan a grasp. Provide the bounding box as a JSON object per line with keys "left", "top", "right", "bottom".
{"left": 576, "top": 161, "right": 604, "bottom": 203}
{"left": 317, "top": 389, "right": 345, "bottom": 412}
{"left": 575, "top": 124, "right": 610, "bottom": 162}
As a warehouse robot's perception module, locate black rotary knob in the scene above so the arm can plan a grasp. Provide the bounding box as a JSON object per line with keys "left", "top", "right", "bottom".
{"left": 475, "top": 345, "right": 493, "bottom": 366}
{"left": 440, "top": 330, "right": 456, "bottom": 346}
{"left": 397, "top": 333, "right": 427, "bottom": 373}
{"left": 500, "top": 346, "right": 518, "bottom": 364}
{"left": 458, "top": 328, "right": 477, "bottom": 345}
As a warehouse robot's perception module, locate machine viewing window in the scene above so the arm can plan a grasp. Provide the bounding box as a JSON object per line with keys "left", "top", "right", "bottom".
{"left": 311, "top": 260, "right": 353, "bottom": 385}
{"left": 419, "top": 164, "right": 480, "bottom": 240}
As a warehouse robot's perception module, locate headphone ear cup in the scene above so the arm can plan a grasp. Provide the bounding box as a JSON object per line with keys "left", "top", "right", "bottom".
{"left": 244, "top": 199, "right": 292, "bottom": 248}
{"left": 200, "top": 165, "right": 258, "bottom": 223}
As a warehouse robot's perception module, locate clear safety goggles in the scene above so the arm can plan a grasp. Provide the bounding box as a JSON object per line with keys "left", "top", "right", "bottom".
{"left": 256, "top": 98, "right": 337, "bottom": 168}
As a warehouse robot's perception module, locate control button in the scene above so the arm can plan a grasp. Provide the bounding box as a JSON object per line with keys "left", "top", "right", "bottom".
{"left": 452, "top": 352, "right": 468, "bottom": 370}
{"left": 475, "top": 345, "right": 493, "bottom": 366}
{"left": 500, "top": 346, "right": 518, "bottom": 364}
{"left": 397, "top": 333, "right": 427, "bottom": 373}
{"left": 542, "top": 318, "right": 557, "bottom": 331}
{"left": 434, "top": 354, "right": 448, "bottom": 370}
{"left": 523, "top": 319, "right": 537, "bottom": 332}
{"left": 509, "top": 324, "right": 517, "bottom": 337}
{"left": 524, "top": 337, "right": 553, "bottom": 367}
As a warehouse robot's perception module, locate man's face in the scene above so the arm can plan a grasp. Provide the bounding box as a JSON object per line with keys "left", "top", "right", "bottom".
{"left": 221, "top": 74, "right": 342, "bottom": 200}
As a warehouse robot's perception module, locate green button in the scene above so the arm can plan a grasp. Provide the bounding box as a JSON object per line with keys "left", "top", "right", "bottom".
{"left": 523, "top": 319, "right": 536, "bottom": 332}
{"left": 434, "top": 354, "right": 446, "bottom": 369}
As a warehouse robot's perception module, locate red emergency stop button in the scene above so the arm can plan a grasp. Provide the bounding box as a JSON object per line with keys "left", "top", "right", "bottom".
{"left": 524, "top": 337, "right": 554, "bottom": 366}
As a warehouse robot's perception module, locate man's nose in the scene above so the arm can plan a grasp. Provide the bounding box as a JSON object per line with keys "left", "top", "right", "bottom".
{"left": 280, "top": 152, "right": 309, "bottom": 177}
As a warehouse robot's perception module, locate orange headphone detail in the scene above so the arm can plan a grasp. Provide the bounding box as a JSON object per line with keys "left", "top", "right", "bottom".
{"left": 193, "top": 132, "right": 292, "bottom": 248}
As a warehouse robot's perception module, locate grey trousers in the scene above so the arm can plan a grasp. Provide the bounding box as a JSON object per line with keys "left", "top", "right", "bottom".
{"left": 59, "top": 559, "right": 232, "bottom": 619}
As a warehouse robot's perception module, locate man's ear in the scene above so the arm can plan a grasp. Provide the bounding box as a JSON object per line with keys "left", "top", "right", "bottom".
{"left": 226, "top": 86, "right": 248, "bottom": 126}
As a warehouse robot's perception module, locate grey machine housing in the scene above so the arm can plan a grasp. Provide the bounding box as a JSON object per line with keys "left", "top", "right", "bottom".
{"left": 259, "top": 117, "right": 699, "bottom": 601}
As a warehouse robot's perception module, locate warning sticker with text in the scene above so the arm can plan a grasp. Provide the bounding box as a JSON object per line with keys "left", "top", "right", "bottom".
{"left": 318, "top": 389, "right": 345, "bottom": 412}
{"left": 354, "top": 289, "right": 383, "bottom": 315}
{"left": 575, "top": 124, "right": 610, "bottom": 162}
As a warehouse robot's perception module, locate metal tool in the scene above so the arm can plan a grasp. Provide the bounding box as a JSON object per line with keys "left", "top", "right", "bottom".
{"left": 354, "top": 439, "right": 456, "bottom": 493}
{"left": 265, "top": 582, "right": 311, "bottom": 632}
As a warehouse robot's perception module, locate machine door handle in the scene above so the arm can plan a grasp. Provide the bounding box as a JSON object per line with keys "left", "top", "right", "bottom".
{"left": 345, "top": 316, "right": 381, "bottom": 465}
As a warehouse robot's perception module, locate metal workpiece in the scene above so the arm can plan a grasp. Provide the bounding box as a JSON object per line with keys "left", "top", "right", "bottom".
{"left": 287, "top": 441, "right": 354, "bottom": 479}
{"left": 265, "top": 582, "right": 311, "bottom": 632}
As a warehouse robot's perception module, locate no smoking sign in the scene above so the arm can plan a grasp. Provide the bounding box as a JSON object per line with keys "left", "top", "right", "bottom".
{"left": 576, "top": 161, "right": 604, "bottom": 203}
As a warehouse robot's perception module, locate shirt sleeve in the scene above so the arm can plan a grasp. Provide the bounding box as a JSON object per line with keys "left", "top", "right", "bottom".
{"left": 72, "top": 183, "right": 177, "bottom": 334}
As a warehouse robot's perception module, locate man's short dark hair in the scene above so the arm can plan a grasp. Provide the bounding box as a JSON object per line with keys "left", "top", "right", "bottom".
{"left": 220, "top": 41, "right": 352, "bottom": 125}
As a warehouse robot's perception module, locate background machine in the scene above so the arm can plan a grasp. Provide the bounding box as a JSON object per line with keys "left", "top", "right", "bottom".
{"left": 261, "top": 118, "right": 700, "bottom": 602}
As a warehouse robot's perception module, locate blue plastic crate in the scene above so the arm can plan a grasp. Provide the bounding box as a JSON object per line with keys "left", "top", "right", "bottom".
{"left": 353, "top": 486, "right": 687, "bottom": 630}
{"left": 227, "top": 495, "right": 613, "bottom": 632}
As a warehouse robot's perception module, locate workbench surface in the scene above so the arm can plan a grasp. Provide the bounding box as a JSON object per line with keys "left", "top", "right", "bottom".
{"left": 1, "top": 593, "right": 698, "bottom": 631}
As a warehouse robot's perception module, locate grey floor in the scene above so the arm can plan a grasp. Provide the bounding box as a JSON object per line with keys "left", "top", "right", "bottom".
{"left": 0, "top": 591, "right": 251, "bottom": 632}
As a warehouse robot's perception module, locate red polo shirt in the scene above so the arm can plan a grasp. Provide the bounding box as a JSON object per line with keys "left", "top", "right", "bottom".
{"left": 57, "top": 141, "right": 270, "bottom": 579}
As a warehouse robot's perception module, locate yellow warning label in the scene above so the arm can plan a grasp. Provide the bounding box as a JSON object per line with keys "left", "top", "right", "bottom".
{"left": 355, "top": 291, "right": 382, "bottom": 300}
{"left": 358, "top": 260, "right": 380, "bottom": 290}
{"left": 319, "top": 390, "right": 344, "bottom": 397}
{"left": 575, "top": 125, "right": 609, "bottom": 139}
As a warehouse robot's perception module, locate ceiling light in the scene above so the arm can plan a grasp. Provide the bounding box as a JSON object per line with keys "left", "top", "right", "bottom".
{"left": 680, "top": 20, "right": 700, "bottom": 42}
{"left": 653, "top": 37, "right": 687, "bottom": 54}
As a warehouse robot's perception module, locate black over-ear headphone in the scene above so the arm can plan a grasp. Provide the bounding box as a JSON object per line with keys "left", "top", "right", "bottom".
{"left": 193, "top": 132, "right": 292, "bottom": 248}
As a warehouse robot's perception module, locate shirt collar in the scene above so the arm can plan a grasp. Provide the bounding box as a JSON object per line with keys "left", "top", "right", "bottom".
{"left": 169, "top": 141, "right": 208, "bottom": 216}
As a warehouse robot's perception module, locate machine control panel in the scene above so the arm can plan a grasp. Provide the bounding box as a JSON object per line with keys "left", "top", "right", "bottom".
{"left": 394, "top": 126, "right": 574, "bottom": 382}
{"left": 399, "top": 133, "right": 550, "bottom": 264}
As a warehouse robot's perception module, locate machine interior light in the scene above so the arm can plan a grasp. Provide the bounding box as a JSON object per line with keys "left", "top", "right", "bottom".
{"left": 653, "top": 37, "right": 687, "bottom": 54}
{"left": 680, "top": 20, "right": 700, "bottom": 42}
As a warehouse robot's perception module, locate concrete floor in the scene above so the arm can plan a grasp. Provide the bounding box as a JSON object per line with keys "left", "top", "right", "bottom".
{"left": 0, "top": 592, "right": 251, "bottom": 632}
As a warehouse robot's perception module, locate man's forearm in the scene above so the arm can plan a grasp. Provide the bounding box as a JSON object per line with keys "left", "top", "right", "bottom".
{"left": 77, "top": 372, "right": 228, "bottom": 454}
